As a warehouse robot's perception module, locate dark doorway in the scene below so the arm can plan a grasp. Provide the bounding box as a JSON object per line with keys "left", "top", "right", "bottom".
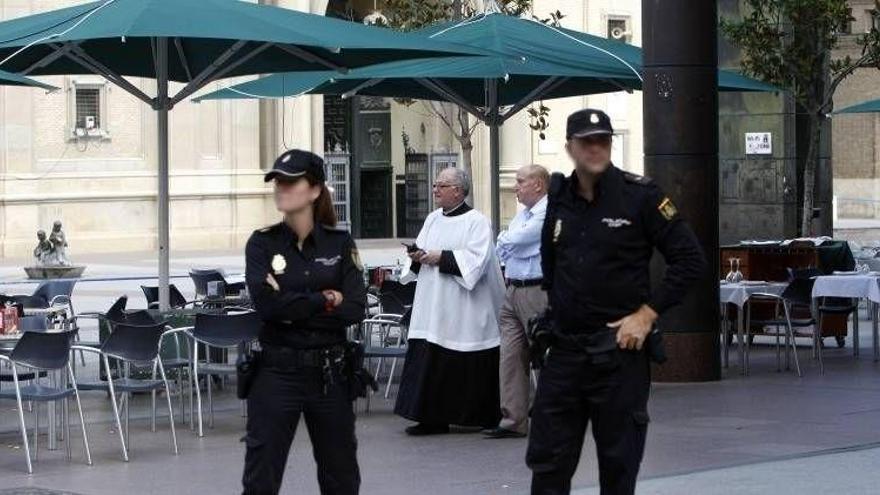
{"left": 360, "top": 169, "right": 393, "bottom": 238}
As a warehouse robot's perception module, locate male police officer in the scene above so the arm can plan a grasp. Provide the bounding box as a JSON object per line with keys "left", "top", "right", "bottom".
{"left": 525, "top": 109, "right": 706, "bottom": 495}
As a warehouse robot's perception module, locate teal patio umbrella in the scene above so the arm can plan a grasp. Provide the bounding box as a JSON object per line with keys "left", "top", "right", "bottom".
{"left": 834, "top": 99, "right": 880, "bottom": 114}
{"left": 197, "top": 5, "right": 779, "bottom": 230}
{"left": 0, "top": 69, "right": 56, "bottom": 90}
{"left": 0, "top": 0, "right": 484, "bottom": 308}
{"left": 195, "top": 60, "right": 776, "bottom": 107}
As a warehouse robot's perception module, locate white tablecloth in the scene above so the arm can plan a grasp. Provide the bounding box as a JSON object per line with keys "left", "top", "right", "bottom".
{"left": 812, "top": 275, "right": 880, "bottom": 303}
{"left": 719, "top": 282, "right": 788, "bottom": 307}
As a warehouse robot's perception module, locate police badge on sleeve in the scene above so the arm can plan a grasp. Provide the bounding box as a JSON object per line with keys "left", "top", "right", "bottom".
{"left": 351, "top": 248, "right": 364, "bottom": 272}
{"left": 658, "top": 197, "right": 678, "bottom": 221}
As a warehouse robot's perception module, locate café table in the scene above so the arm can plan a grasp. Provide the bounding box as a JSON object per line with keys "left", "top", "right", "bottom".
{"left": 811, "top": 273, "right": 880, "bottom": 361}
{"left": 719, "top": 281, "right": 788, "bottom": 373}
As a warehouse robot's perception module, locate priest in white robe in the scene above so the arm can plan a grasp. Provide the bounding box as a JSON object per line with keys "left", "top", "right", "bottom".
{"left": 395, "top": 167, "right": 506, "bottom": 436}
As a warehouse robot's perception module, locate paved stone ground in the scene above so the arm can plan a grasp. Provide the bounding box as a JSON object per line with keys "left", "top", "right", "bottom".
{"left": 575, "top": 444, "right": 880, "bottom": 495}
{"left": 0, "top": 243, "right": 876, "bottom": 493}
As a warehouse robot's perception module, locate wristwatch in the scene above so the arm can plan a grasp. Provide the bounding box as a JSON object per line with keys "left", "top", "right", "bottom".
{"left": 324, "top": 292, "right": 335, "bottom": 313}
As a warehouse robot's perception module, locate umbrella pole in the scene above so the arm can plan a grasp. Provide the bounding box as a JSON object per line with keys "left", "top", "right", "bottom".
{"left": 489, "top": 122, "right": 500, "bottom": 233}
{"left": 156, "top": 38, "right": 171, "bottom": 311}
{"left": 487, "top": 79, "right": 501, "bottom": 233}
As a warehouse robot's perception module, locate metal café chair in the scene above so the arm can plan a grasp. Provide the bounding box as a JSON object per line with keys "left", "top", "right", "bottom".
{"left": 10, "top": 280, "right": 83, "bottom": 365}
{"left": 361, "top": 312, "right": 409, "bottom": 401}
{"left": 71, "top": 295, "right": 128, "bottom": 348}
{"left": 141, "top": 284, "right": 198, "bottom": 310}
{"left": 0, "top": 316, "right": 52, "bottom": 382}
{"left": 0, "top": 329, "right": 91, "bottom": 473}
{"left": 100, "top": 309, "right": 193, "bottom": 426}
{"left": 745, "top": 281, "right": 809, "bottom": 377}
{"left": 10, "top": 277, "right": 79, "bottom": 326}
{"left": 376, "top": 280, "right": 416, "bottom": 320}
{"left": 745, "top": 272, "right": 847, "bottom": 376}
{"left": 185, "top": 310, "right": 260, "bottom": 437}
{"left": 73, "top": 321, "right": 179, "bottom": 461}
{"left": 8, "top": 280, "right": 77, "bottom": 313}
{"left": 361, "top": 280, "right": 415, "bottom": 399}
{"left": 788, "top": 267, "right": 859, "bottom": 354}
{"left": 109, "top": 309, "right": 193, "bottom": 425}
{"left": 189, "top": 269, "right": 247, "bottom": 301}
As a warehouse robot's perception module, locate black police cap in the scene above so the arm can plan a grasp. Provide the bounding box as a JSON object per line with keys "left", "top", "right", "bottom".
{"left": 264, "top": 149, "right": 326, "bottom": 183}
{"left": 566, "top": 109, "right": 614, "bottom": 140}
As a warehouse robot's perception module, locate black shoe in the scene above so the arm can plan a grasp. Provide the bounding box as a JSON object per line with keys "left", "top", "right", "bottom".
{"left": 482, "top": 427, "right": 527, "bottom": 439}
{"left": 405, "top": 423, "right": 450, "bottom": 436}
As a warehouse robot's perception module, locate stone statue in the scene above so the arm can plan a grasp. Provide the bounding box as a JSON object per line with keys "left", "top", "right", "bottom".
{"left": 26, "top": 220, "right": 85, "bottom": 279}
{"left": 32, "top": 221, "right": 71, "bottom": 267}
{"left": 33, "top": 230, "right": 52, "bottom": 265}
{"left": 48, "top": 221, "right": 70, "bottom": 266}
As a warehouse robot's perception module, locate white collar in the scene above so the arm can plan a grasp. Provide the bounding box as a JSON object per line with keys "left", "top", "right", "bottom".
{"left": 523, "top": 195, "right": 548, "bottom": 215}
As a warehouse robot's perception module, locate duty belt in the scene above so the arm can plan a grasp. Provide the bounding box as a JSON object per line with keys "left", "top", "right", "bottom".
{"left": 553, "top": 329, "right": 618, "bottom": 355}
{"left": 260, "top": 344, "right": 346, "bottom": 370}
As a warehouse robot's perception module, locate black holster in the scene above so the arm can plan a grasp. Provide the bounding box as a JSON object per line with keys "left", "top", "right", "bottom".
{"left": 646, "top": 329, "right": 668, "bottom": 364}
{"left": 343, "top": 341, "right": 379, "bottom": 401}
{"left": 527, "top": 309, "right": 556, "bottom": 370}
{"left": 236, "top": 350, "right": 261, "bottom": 400}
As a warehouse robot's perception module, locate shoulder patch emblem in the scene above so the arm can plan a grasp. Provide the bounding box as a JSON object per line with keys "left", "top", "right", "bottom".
{"left": 351, "top": 248, "right": 364, "bottom": 272}
{"left": 658, "top": 197, "right": 678, "bottom": 221}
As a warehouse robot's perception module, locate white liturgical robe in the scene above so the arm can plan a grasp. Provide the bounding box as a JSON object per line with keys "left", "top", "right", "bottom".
{"left": 401, "top": 208, "right": 505, "bottom": 352}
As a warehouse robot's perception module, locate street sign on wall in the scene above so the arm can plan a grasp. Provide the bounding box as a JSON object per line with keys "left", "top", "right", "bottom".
{"left": 745, "top": 132, "right": 772, "bottom": 155}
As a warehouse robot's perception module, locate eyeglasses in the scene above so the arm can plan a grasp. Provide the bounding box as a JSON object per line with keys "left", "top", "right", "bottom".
{"left": 432, "top": 183, "right": 456, "bottom": 190}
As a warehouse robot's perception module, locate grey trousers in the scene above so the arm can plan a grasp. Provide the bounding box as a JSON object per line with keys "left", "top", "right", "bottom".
{"left": 498, "top": 284, "right": 548, "bottom": 434}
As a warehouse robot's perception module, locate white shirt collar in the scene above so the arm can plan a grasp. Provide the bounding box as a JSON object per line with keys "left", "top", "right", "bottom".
{"left": 523, "top": 195, "right": 548, "bottom": 216}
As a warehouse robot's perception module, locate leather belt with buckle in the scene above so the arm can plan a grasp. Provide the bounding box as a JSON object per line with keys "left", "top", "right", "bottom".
{"left": 507, "top": 278, "right": 543, "bottom": 288}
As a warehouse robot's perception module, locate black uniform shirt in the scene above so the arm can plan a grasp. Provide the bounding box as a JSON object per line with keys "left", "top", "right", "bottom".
{"left": 541, "top": 165, "right": 706, "bottom": 332}
{"left": 245, "top": 222, "right": 367, "bottom": 349}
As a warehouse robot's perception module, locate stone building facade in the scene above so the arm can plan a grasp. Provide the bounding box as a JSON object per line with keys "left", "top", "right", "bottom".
{"left": 833, "top": 1, "right": 880, "bottom": 222}
{"left": 0, "top": 0, "right": 644, "bottom": 258}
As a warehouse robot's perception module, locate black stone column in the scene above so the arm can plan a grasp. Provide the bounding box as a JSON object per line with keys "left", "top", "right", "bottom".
{"left": 642, "top": 0, "right": 721, "bottom": 382}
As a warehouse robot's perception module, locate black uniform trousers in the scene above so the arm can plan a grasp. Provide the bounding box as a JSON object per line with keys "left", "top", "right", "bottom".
{"left": 526, "top": 341, "right": 651, "bottom": 495}
{"left": 242, "top": 364, "right": 360, "bottom": 495}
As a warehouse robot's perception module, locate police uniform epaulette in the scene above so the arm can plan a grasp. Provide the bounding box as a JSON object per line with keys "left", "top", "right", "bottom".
{"left": 622, "top": 171, "right": 653, "bottom": 186}
{"left": 256, "top": 222, "right": 283, "bottom": 234}
{"left": 321, "top": 224, "right": 349, "bottom": 234}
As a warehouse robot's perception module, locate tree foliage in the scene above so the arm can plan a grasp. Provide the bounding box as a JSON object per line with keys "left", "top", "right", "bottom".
{"left": 721, "top": 0, "right": 880, "bottom": 234}
{"left": 379, "top": 0, "right": 531, "bottom": 31}
{"left": 722, "top": 0, "right": 880, "bottom": 113}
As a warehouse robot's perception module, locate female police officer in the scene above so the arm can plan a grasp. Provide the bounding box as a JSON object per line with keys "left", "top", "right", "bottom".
{"left": 242, "top": 149, "right": 367, "bottom": 495}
